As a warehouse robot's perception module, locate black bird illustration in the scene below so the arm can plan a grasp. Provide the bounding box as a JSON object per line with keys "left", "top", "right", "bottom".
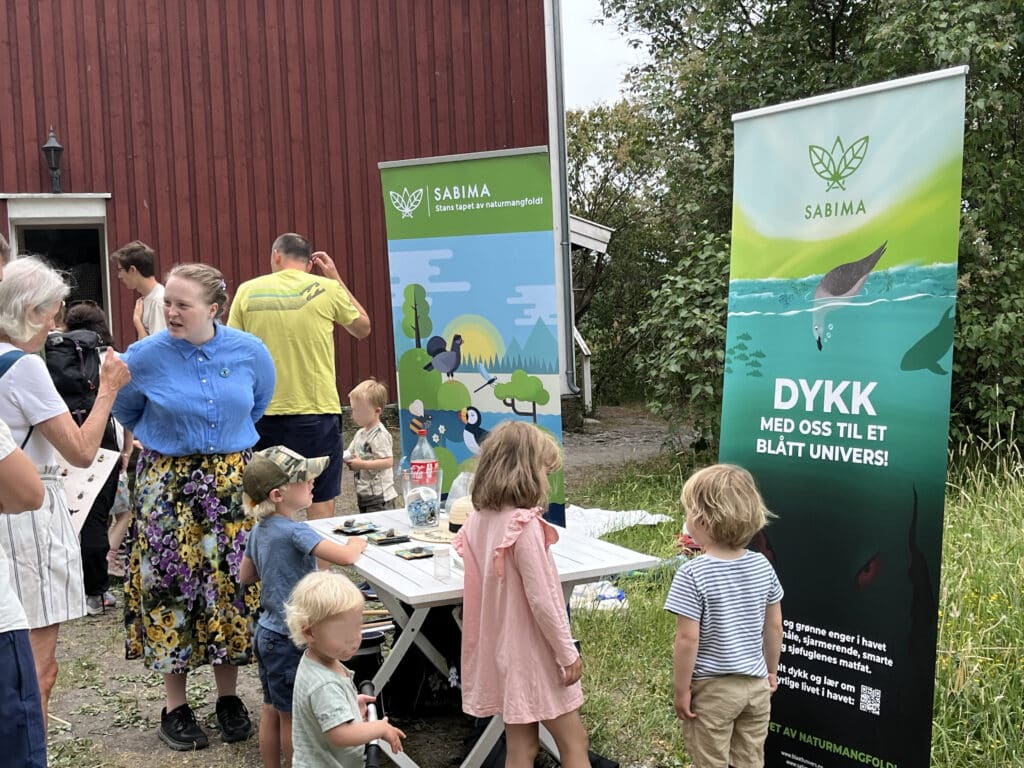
{"left": 460, "top": 406, "right": 490, "bottom": 454}
{"left": 423, "top": 334, "right": 463, "bottom": 379}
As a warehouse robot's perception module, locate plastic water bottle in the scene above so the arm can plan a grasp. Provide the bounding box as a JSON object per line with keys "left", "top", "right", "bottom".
{"left": 405, "top": 430, "right": 441, "bottom": 528}
{"left": 410, "top": 429, "right": 439, "bottom": 485}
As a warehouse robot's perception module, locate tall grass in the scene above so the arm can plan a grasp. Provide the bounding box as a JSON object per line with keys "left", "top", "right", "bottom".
{"left": 569, "top": 445, "right": 1024, "bottom": 767}
{"left": 569, "top": 455, "right": 698, "bottom": 767}
{"left": 932, "top": 438, "right": 1024, "bottom": 766}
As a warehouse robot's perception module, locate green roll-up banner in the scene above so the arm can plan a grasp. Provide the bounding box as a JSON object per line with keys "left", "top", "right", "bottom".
{"left": 379, "top": 147, "right": 566, "bottom": 522}
{"left": 720, "top": 68, "right": 967, "bottom": 768}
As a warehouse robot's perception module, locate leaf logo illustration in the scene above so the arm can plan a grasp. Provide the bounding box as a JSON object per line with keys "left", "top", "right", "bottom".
{"left": 808, "top": 135, "right": 869, "bottom": 191}
{"left": 389, "top": 187, "right": 424, "bottom": 218}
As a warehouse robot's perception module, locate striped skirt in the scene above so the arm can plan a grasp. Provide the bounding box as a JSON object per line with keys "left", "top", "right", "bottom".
{"left": 0, "top": 468, "right": 87, "bottom": 628}
{"left": 124, "top": 449, "right": 259, "bottom": 673}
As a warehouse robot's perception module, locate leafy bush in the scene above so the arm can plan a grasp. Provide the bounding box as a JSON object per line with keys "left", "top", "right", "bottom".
{"left": 632, "top": 231, "right": 730, "bottom": 444}
{"left": 951, "top": 217, "right": 1024, "bottom": 440}
{"left": 600, "top": 0, "right": 1024, "bottom": 440}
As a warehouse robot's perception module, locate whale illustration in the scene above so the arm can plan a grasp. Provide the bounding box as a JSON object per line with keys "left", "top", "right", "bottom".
{"left": 900, "top": 305, "right": 954, "bottom": 374}
{"left": 812, "top": 241, "right": 887, "bottom": 350}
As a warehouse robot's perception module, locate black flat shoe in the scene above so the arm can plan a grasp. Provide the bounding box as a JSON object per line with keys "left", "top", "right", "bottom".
{"left": 159, "top": 703, "right": 209, "bottom": 751}
{"left": 216, "top": 695, "right": 254, "bottom": 743}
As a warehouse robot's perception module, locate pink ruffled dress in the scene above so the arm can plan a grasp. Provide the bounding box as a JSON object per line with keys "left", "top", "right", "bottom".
{"left": 453, "top": 506, "right": 583, "bottom": 724}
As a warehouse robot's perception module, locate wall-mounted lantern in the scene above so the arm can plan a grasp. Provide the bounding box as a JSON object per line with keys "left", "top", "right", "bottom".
{"left": 42, "top": 128, "right": 64, "bottom": 194}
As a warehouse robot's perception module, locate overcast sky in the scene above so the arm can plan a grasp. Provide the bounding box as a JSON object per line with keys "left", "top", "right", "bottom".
{"left": 561, "top": 0, "right": 646, "bottom": 109}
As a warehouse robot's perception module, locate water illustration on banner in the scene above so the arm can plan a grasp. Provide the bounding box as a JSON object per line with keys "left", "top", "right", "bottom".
{"left": 719, "top": 68, "right": 967, "bottom": 768}
{"left": 380, "top": 148, "right": 565, "bottom": 521}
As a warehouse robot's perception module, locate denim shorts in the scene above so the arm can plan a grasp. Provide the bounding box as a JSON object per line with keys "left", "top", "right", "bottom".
{"left": 255, "top": 414, "right": 343, "bottom": 502}
{"left": 0, "top": 629, "right": 47, "bottom": 767}
{"left": 254, "top": 624, "right": 303, "bottom": 713}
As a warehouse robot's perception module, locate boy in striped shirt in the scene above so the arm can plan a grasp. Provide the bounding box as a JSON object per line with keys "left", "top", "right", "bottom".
{"left": 665, "top": 464, "right": 784, "bottom": 768}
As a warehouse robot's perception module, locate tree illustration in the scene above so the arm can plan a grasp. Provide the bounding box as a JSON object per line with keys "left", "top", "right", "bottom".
{"left": 398, "top": 348, "right": 440, "bottom": 409}
{"left": 436, "top": 380, "right": 471, "bottom": 412}
{"left": 401, "top": 283, "right": 432, "bottom": 348}
{"left": 494, "top": 369, "right": 550, "bottom": 423}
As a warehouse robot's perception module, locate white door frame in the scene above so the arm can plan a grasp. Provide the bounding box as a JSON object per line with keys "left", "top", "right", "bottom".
{"left": 2, "top": 192, "right": 113, "bottom": 313}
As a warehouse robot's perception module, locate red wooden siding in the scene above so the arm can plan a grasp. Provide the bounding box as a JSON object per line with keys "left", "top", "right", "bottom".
{"left": 0, "top": 0, "right": 549, "bottom": 396}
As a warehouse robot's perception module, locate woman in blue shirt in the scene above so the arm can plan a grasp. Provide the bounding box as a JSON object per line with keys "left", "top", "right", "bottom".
{"left": 113, "top": 263, "right": 275, "bottom": 752}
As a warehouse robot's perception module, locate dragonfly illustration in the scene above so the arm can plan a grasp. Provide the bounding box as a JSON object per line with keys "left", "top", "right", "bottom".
{"left": 473, "top": 363, "right": 498, "bottom": 393}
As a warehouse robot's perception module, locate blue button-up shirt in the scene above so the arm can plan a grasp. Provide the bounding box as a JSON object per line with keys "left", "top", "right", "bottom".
{"left": 113, "top": 324, "right": 276, "bottom": 457}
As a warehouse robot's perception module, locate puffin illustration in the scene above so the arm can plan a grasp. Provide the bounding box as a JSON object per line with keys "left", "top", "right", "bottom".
{"left": 459, "top": 406, "right": 490, "bottom": 454}
{"left": 423, "top": 334, "right": 463, "bottom": 379}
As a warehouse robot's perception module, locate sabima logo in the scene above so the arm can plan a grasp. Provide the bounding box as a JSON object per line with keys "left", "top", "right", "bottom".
{"left": 389, "top": 187, "right": 424, "bottom": 219}
{"left": 808, "top": 135, "right": 869, "bottom": 192}
{"left": 433, "top": 183, "right": 491, "bottom": 201}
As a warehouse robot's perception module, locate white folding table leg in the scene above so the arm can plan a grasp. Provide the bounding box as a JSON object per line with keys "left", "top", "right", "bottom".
{"left": 375, "top": 591, "right": 452, "bottom": 679}
{"left": 539, "top": 725, "right": 561, "bottom": 760}
{"left": 460, "top": 715, "right": 505, "bottom": 768}
{"left": 370, "top": 602, "right": 430, "bottom": 691}
{"left": 378, "top": 738, "right": 423, "bottom": 768}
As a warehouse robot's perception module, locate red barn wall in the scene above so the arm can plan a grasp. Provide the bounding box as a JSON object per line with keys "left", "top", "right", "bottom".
{"left": 0, "top": 0, "right": 550, "bottom": 396}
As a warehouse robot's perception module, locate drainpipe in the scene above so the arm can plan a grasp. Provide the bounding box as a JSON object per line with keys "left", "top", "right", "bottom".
{"left": 545, "top": 0, "right": 580, "bottom": 396}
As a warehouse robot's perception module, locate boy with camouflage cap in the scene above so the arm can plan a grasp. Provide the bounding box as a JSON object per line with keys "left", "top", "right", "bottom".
{"left": 239, "top": 446, "right": 368, "bottom": 768}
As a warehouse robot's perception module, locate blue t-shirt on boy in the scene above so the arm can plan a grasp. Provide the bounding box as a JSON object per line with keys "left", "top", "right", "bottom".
{"left": 246, "top": 514, "right": 324, "bottom": 635}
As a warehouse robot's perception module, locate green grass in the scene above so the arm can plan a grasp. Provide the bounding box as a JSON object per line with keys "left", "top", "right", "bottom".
{"left": 569, "top": 454, "right": 701, "bottom": 766}
{"left": 932, "top": 439, "right": 1024, "bottom": 766}
{"left": 569, "top": 445, "right": 1024, "bottom": 767}
{"left": 46, "top": 444, "right": 1019, "bottom": 766}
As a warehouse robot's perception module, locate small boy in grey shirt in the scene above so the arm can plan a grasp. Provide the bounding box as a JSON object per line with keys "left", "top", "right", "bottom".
{"left": 286, "top": 571, "right": 405, "bottom": 767}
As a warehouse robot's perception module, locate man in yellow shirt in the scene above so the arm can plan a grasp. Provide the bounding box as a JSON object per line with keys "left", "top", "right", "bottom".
{"left": 228, "top": 233, "right": 371, "bottom": 524}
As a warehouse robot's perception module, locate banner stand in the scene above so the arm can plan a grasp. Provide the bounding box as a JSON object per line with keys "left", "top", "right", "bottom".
{"left": 719, "top": 67, "right": 967, "bottom": 768}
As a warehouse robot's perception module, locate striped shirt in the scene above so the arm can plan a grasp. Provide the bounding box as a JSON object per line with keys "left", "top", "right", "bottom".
{"left": 664, "top": 550, "right": 783, "bottom": 679}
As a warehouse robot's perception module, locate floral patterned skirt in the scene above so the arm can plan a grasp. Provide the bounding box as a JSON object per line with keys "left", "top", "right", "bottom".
{"left": 124, "top": 449, "right": 259, "bottom": 673}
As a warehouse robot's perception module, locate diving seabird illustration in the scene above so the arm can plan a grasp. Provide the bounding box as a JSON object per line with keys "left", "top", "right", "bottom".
{"left": 812, "top": 241, "right": 887, "bottom": 350}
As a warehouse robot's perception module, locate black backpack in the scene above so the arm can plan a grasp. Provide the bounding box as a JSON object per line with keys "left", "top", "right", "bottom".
{"left": 45, "top": 331, "right": 118, "bottom": 451}
{"left": 45, "top": 329, "right": 104, "bottom": 425}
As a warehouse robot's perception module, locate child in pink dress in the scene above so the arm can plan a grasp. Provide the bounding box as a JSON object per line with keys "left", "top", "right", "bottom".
{"left": 453, "top": 421, "right": 590, "bottom": 768}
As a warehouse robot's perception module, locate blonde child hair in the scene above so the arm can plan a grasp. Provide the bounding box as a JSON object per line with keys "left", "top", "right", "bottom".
{"left": 245, "top": 494, "right": 278, "bottom": 521}
{"left": 284, "top": 571, "right": 365, "bottom": 648}
{"left": 681, "top": 464, "right": 774, "bottom": 548}
{"left": 471, "top": 421, "right": 561, "bottom": 511}
{"left": 348, "top": 378, "right": 388, "bottom": 410}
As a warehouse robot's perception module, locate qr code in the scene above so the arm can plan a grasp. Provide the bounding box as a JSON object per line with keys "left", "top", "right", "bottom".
{"left": 859, "top": 685, "right": 881, "bottom": 715}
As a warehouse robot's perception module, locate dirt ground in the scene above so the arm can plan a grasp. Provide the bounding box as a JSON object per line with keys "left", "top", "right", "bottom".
{"left": 48, "top": 404, "right": 667, "bottom": 768}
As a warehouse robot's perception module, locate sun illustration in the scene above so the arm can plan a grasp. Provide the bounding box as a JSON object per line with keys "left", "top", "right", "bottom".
{"left": 442, "top": 314, "right": 506, "bottom": 363}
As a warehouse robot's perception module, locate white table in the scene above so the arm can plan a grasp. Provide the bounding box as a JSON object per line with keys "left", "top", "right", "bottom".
{"left": 308, "top": 508, "right": 660, "bottom": 768}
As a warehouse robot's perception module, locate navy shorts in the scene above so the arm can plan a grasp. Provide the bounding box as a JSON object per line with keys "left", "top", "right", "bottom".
{"left": 0, "top": 630, "right": 47, "bottom": 767}
{"left": 254, "top": 625, "right": 303, "bottom": 713}
{"left": 255, "top": 414, "right": 343, "bottom": 503}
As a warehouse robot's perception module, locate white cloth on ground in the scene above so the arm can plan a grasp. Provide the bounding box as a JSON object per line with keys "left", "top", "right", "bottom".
{"left": 565, "top": 503, "right": 673, "bottom": 538}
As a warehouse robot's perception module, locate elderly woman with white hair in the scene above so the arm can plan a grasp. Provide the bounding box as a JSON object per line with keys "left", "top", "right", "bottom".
{"left": 0, "top": 256, "right": 130, "bottom": 729}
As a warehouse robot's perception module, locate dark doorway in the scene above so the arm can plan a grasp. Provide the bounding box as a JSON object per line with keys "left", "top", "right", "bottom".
{"left": 18, "top": 227, "right": 106, "bottom": 308}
